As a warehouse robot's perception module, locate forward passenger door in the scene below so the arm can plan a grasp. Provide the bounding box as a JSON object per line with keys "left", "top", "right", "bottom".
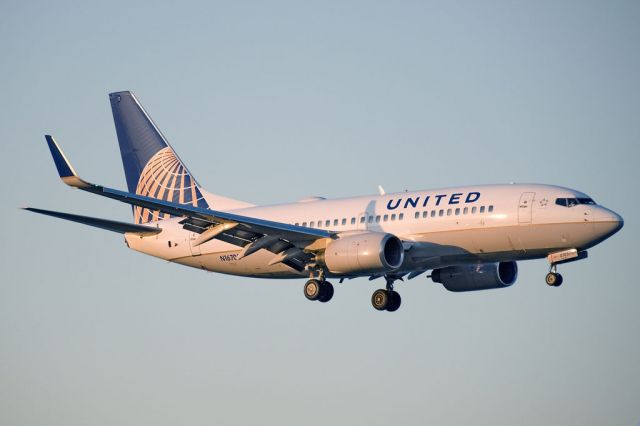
{"left": 518, "top": 192, "right": 535, "bottom": 224}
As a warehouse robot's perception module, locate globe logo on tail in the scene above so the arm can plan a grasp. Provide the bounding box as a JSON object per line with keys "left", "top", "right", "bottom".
{"left": 134, "top": 147, "right": 209, "bottom": 224}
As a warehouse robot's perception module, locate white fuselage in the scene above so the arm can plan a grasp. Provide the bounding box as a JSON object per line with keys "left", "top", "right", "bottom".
{"left": 125, "top": 184, "right": 622, "bottom": 279}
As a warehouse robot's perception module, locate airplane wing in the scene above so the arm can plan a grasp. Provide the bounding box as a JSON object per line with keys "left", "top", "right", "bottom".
{"left": 44, "top": 135, "right": 336, "bottom": 271}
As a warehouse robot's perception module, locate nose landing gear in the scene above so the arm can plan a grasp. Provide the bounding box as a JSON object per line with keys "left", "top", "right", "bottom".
{"left": 544, "top": 249, "right": 588, "bottom": 287}
{"left": 545, "top": 264, "right": 563, "bottom": 287}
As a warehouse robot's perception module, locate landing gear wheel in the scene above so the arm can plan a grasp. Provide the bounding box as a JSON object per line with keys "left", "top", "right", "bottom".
{"left": 554, "top": 273, "right": 563, "bottom": 287}
{"left": 545, "top": 272, "right": 556, "bottom": 286}
{"left": 318, "top": 281, "right": 334, "bottom": 303}
{"left": 371, "top": 289, "right": 390, "bottom": 311}
{"left": 386, "top": 291, "right": 402, "bottom": 312}
{"left": 304, "top": 279, "right": 322, "bottom": 301}
{"left": 545, "top": 272, "right": 563, "bottom": 287}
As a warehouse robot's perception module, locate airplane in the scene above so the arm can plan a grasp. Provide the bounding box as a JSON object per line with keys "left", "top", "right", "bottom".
{"left": 25, "top": 91, "right": 624, "bottom": 312}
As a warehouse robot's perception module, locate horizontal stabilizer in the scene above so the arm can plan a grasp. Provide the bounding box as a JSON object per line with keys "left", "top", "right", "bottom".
{"left": 23, "top": 207, "right": 162, "bottom": 236}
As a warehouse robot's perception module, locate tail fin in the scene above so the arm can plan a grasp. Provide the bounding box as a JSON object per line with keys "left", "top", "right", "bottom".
{"left": 110, "top": 91, "right": 248, "bottom": 224}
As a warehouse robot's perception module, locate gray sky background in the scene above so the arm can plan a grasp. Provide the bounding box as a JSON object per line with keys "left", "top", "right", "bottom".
{"left": 1, "top": 1, "right": 639, "bottom": 425}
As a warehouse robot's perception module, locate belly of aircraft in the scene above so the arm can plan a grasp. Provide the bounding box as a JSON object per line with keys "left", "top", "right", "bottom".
{"left": 145, "top": 221, "right": 596, "bottom": 278}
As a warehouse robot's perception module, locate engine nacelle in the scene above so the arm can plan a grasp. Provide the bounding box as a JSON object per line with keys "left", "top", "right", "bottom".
{"left": 320, "top": 232, "right": 404, "bottom": 275}
{"left": 431, "top": 261, "right": 518, "bottom": 292}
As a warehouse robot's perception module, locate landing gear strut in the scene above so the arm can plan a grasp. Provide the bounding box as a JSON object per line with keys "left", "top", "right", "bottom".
{"left": 371, "top": 276, "right": 402, "bottom": 312}
{"left": 304, "top": 270, "right": 334, "bottom": 303}
{"left": 545, "top": 264, "right": 563, "bottom": 287}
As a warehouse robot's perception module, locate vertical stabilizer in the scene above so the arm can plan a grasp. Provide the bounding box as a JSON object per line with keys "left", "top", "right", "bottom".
{"left": 109, "top": 91, "right": 251, "bottom": 224}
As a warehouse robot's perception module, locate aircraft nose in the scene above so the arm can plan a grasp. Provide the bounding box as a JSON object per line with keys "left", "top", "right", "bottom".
{"left": 611, "top": 211, "right": 624, "bottom": 233}
{"left": 594, "top": 208, "right": 624, "bottom": 240}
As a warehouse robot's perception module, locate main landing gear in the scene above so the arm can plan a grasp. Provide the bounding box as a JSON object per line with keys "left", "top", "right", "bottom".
{"left": 371, "top": 276, "right": 402, "bottom": 312}
{"left": 304, "top": 278, "right": 334, "bottom": 303}
{"left": 545, "top": 264, "right": 563, "bottom": 287}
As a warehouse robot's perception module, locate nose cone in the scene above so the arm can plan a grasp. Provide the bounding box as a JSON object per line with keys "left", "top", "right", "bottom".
{"left": 593, "top": 208, "right": 624, "bottom": 242}
{"left": 612, "top": 211, "right": 624, "bottom": 233}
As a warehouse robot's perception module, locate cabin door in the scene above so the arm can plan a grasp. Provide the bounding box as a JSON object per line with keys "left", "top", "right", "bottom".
{"left": 518, "top": 192, "right": 535, "bottom": 224}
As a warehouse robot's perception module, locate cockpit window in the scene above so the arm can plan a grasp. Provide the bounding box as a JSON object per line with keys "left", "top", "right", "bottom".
{"left": 555, "top": 197, "right": 596, "bottom": 207}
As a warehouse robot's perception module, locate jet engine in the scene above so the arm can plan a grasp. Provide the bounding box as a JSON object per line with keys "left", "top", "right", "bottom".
{"left": 431, "top": 261, "right": 518, "bottom": 292}
{"left": 319, "top": 232, "right": 404, "bottom": 275}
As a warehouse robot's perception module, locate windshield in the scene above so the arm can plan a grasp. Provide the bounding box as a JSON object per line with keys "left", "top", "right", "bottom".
{"left": 555, "top": 197, "right": 596, "bottom": 207}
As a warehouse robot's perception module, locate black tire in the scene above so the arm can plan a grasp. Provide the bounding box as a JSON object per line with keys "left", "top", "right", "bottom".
{"left": 371, "top": 289, "right": 389, "bottom": 311}
{"left": 545, "top": 272, "right": 558, "bottom": 286}
{"left": 304, "top": 279, "right": 322, "bottom": 301}
{"left": 318, "top": 281, "right": 334, "bottom": 303}
{"left": 554, "top": 273, "right": 563, "bottom": 287}
{"left": 386, "top": 291, "right": 402, "bottom": 312}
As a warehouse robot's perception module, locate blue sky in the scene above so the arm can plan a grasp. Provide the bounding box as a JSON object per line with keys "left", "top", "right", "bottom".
{"left": 1, "top": 1, "right": 639, "bottom": 425}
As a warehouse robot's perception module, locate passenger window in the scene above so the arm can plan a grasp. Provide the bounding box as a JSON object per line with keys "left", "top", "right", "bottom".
{"left": 455, "top": 208, "right": 460, "bottom": 215}
{"left": 302, "top": 222, "right": 307, "bottom": 227}
{"left": 325, "top": 220, "right": 330, "bottom": 227}
{"left": 383, "top": 214, "right": 389, "bottom": 222}
{"left": 368, "top": 216, "right": 374, "bottom": 223}
{"left": 310, "top": 221, "right": 315, "bottom": 227}
{"left": 351, "top": 217, "right": 356, "bottom": 225}
{"left": 391, "top": 214, "right": 396, "bottom": 221}
{"left": 480, "top": 206, "right": 485, "bottom": 213}
{"left": 431, "top": 210, "right": 436, "bottom": 217}
{"left": 317, "top": 221, "right": 322, "bottom": 228}
{"left": 360, "top": 216, "right": 365, "bottom": 224}
{"left": 415, "top": 211, "right": 420, "bottom": 219}
{"left": 375, "top": 215, "right": 381, "bottom": 223}
{"left": 295, "top": 223, "right": 299, "bottom": 226}
{"left": 472, "top": 206, "right": 477, "bottom": 214}
{"left": 341, "top": 218, "right": 347, "bottom": 225}
{"left": 463, "top": 207, "right": 468, "bottom": 214}
{"left": 423, "top": 211, "right": 428, "bottom": 218}
{"left": 447, "top": 209, "right": 452, "bottom": 216}
{"left": 488, "top": 205, "right": 494, "bottom": 213}
{"left": 439, "top": 210, "right": 444, "bottom": 217}
{"left": 334, "top": 219, "right": 338, "bottom": 226}
{"left": 399, "top": 213, "right": 404, "bottom": 220}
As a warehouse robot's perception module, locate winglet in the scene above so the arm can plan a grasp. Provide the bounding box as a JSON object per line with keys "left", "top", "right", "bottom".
{"left": 45, "top": 135, "right": 91, "bottom": 188}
